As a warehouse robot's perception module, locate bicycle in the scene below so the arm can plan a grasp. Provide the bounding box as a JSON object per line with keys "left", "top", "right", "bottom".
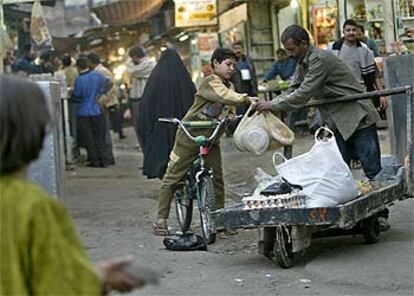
{"left": 159, "top": 116, "right": 241, "bottom": 244}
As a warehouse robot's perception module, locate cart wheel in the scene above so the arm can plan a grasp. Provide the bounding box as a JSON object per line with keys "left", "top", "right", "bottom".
{"left": 362, "top": 215, "right": 380, "bottom": 244}
{"left": 258, "top": 227, "right": 275, "bottom": 259}
{"left": 274, "top": 225, "right": 294, "bottom": 268}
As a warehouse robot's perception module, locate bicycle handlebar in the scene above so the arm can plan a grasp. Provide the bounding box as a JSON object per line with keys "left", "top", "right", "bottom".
{"left": 158, "top": 115, "right": 243, "bottom": 143}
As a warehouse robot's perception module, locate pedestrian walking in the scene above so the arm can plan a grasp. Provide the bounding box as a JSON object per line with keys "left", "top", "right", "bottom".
{"left": 87, "top": 52, "right": 117, "bottom": 165}
{"left": 137, "top": 48, "right": 196, "bottom": 179}
{"left": 328, "top": 19, "right": 387, "bottom": 110}
{"left": 261, "top": 48, "right": 297, "bottom": 84}
{"left": 230, "top": 41, "right": 258, "bottom": 118}
{"left": 72, "top": 57, "right": 112, "bottom": 168}
{"left": 58, "top": 53, "right": 78, "bottom": 89}
{"left": 356, "top": 24, "right": 380, "bottom": 57}
{"left": 126, "top": 46, "right": 156, "bottom": 149}
{"left": 231, "top": 41, "right": 258, "bottom": 97}
{"left": 112, "top": 81, "right": 127, "bottom": 140}
{"left": 11, "top": 44, "right": 38, "bottom": 77}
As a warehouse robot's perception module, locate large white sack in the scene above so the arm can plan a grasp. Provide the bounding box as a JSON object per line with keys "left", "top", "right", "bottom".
{"left": 275, "top": 127, "right": 358, "bottom": 207}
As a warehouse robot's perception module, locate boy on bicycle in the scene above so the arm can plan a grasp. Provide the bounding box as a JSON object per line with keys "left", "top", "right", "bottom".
{"left": 154, "top": 48, "right": 259, "bottom": 235}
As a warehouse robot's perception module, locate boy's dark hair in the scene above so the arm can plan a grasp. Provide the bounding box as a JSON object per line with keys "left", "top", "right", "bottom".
{"left": 281, "top": 25, "right": 310, "bottom": 46}
{"left": 343, "top": 19, "right": 358, "bottom": 29}
{"left": 87, "top": 52, "right": 100, "bottom": 65}
{"left": 128, "top": 46, "right": 145, "bottom": 58}
{"left": 0, "top": 75, "right": 50, "bottom": 175}
{"left": 61, "top": 54, "right": 72, "bottom": 67}
{"left": 76, "top": 56, "right": 89, "bottom": 70}
{"left": 210, "top": 48, "right": 237, "bottom": 68}
{"left": 276, "top": 48, "right": 286, "bottom": 55}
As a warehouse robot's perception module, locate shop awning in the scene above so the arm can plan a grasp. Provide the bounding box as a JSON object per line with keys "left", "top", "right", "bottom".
{"left": 92, "top": 0, "right": 166, "bottom": 26}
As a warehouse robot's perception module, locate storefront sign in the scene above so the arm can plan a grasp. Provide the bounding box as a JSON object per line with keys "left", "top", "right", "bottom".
{"left": 174, "top": 0, "right": 217, "bottom": 28}
{"left": 218, "top": 3, "right": 247, "bottom": 32}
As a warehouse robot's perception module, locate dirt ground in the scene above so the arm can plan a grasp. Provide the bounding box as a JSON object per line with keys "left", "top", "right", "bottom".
{"left": 64, "top": 127, "right": 413, "bottom": 296}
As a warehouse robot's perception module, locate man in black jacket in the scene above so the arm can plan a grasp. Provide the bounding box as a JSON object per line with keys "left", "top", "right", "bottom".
{"left": 231, "top": 41, "right": 258, "bottom": 97}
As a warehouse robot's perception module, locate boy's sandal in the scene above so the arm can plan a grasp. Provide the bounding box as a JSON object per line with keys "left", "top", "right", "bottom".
{"left": 153, "top": 223, "right": 169, "bottom": 236}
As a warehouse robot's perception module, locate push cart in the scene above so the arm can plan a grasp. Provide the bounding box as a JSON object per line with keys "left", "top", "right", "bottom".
{"left": 211, "top": 85, "right": 413, "bottom": 268}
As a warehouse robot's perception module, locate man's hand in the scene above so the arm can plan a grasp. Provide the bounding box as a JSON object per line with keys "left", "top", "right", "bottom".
{"left": 96, "top": 256, "right": 145, "bottom": 293}
{"left": 96, "top": 256, "right": 148, "bottom": 293}
{"left": 248, "top": 96, "right": 260, "bottom": 104}
{"left": 251, "top": 100, "right": 273, "bottom": 113}
{"left": 379, "top": 96, "right": 388, "bottom": 109}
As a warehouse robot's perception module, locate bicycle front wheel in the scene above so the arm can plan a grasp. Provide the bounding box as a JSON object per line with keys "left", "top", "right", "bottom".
{"left": 174, "top": 184, "right": 193, "bottom": 233}
{"left": 199, "top": 175, "right": 217, "bottom": 244}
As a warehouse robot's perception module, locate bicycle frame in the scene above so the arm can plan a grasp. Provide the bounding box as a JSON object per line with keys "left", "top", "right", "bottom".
{"left": 159, "top": 115, "right": 242, "bottom": 194}
{"left": 159, "top": 116, "right": 236, "bottom": 170}
{"left": 160, "top": 115, "right": 242, "bottom": 243}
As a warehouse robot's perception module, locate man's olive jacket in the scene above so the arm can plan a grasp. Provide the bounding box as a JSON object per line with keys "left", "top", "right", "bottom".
{"left": 271, "top": 46, "right": 379, "bottom": 140}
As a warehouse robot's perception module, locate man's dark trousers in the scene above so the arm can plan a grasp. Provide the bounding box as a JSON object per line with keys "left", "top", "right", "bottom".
{"left": 334, "top": 124, "right": 382, "bottom": 180}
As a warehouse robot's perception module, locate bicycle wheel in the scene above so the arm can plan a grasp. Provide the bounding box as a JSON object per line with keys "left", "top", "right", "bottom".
{"left": 199, "top": 175, "right": 217, "bottom": 244}
{"left": 174, "top": 181, "right": 193, "bottom": 233}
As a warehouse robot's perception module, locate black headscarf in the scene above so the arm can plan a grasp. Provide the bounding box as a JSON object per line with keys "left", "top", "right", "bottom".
{"left": 138, "top": 49, "right": 196, "bottom": 179}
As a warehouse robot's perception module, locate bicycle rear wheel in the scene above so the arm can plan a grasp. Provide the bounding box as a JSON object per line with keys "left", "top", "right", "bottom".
{"left": 199, "top": 175, "right": 217, "bottom": 244}
{"left": 174, "top": 182, "right": 193, "bottom": 233}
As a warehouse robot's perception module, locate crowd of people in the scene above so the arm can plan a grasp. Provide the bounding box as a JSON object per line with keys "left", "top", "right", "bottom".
{"left": 0, "top": 19, "right": 391, "bottom": 293}
{"left": 2, "top": 18, "right": 388, "bottom": 171}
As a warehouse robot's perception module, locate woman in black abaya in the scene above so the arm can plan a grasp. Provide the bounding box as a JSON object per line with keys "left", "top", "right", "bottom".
{"left": 137, "top": 49, "right": 196, "bottom": 179}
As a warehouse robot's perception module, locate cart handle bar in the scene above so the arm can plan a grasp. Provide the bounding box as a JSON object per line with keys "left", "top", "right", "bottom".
{"left": 305, "top": 85, "right": 412, "bottom": 108}
{"left": 159, "top": 115, "right": 243, "bottom": 143}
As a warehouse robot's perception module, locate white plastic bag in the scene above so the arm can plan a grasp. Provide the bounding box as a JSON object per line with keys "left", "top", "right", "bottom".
{"left": 275, "top": 127, "right": 358, "bottom": 207}
{"left": 241, "top": 127, "right": 269, "bottom": 155}
{"left": 233, "top": 106, "right": 269, "bottom": 154}
{"left": 233, "top": 105, "right": 294, "bottom": 155}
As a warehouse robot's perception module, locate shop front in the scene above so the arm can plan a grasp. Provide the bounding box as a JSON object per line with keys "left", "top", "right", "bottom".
{"left": 290, "top": 0, "right": 414, "bottom": 54}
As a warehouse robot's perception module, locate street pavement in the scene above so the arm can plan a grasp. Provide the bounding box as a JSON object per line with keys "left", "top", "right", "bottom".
{"left": 65, "top": 127, "right": 414, "bottom": 296}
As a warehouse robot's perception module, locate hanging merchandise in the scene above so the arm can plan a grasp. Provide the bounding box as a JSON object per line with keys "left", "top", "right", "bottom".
{"left": 30, "top": 0, "right": 53, "bottom": 50}
{"left": 275, "top": 127, "right": 358, "bottom": 207}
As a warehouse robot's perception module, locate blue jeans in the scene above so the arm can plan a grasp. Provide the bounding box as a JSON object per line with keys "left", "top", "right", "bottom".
{"left": 334, "top": 124, "right": 382, "bottom": 179}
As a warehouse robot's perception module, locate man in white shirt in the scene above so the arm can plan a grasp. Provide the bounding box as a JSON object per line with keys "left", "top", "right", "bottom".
{"left": 328, "top": 19, "right": 387, "bottom": 110}
{"left": 126, "top": 46, "right": 156, "bottom": 149}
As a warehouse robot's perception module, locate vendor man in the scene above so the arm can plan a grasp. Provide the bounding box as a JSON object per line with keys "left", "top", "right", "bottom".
{"left": 253, "top": 24, "right": 389, "bottom": 228}
{"left": 154, "top": 48, "right": 259, "bottom": 235}
{"left": 261, "top": 48, "right": 297, "bottom": 84}
{"left": 253, "top": 24, "right": 381, "bottom": 180}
